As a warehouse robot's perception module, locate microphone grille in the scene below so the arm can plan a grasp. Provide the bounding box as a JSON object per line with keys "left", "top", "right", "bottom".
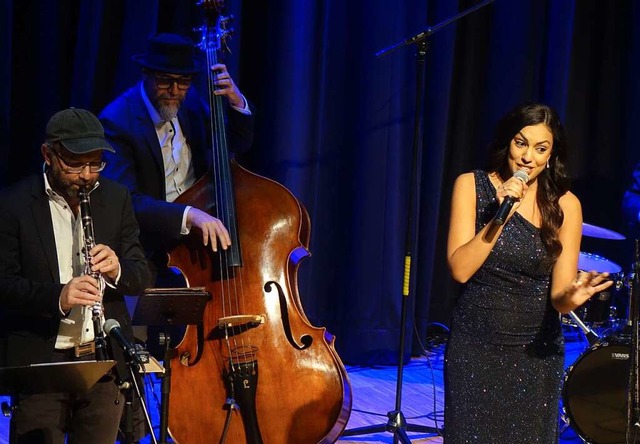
{"left": 514, "top": 170, "right": 529, "bottom": 182}
{"left": 103, "top": 318, "right": 120, "bottom": 334}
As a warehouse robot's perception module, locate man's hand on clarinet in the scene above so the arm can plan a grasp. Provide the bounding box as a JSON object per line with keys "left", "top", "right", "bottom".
{"left": 89, "top": 244, "right": 120, "bottom": 282}
{"left": 60, "top": 275, "right": 102, "bottom": 312}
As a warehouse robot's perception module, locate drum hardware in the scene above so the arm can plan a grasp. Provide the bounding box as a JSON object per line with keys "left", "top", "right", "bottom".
{"left": 622, "top": 271, "right": 635, "bottom": 330}
{"left": 562, "top": 241, "right": 640, "bottom": 443}
{"left": 569, "top": 252, "right": 624, "bottom": 329}
{"left": 566, "top": 311, "right": 599, "bottom": 346}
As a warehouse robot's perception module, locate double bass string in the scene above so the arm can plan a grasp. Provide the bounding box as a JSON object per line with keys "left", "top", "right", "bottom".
{"left": 202, "top": 20, "right": 252, "bottom": 370}
{"left": 206, "top": 39, "right": 238, "bottom": 363}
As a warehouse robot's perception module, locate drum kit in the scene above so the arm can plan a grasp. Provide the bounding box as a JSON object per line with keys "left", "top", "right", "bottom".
{"left": 561, "top": 222, "right": 636, "bottom": 443}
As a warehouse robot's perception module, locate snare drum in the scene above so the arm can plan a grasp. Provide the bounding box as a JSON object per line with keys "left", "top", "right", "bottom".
{"left": 575, "top": 252, "right": 623, "bottom": 326}
{"left": 562, "top": 337, "right": 629, "bottom": 443}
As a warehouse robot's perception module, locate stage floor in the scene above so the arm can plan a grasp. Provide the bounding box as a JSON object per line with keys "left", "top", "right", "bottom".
{"left": 0, "top": 322, "right": 627, "bottom": 443}
{"left": 335, "top": 322, "right": 626, "bottom": 443}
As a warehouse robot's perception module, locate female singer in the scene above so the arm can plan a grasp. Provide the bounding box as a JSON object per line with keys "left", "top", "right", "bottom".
{"left": 444, "top": 103, "right": 612, "bottom": 443}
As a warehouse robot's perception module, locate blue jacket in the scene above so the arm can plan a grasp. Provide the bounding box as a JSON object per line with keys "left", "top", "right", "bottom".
{"left": 99, "top": 83, "right": 254, "bottom": 255}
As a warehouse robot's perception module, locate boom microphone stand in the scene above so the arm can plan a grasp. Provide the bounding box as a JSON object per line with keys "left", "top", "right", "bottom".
{"left": 121, "top": 361, "right": 158, "bottom": 444}
{"left": 626, "top": 240, "right": 640, "bottom": 444}
{"left": 341, "top": 1, "right": 495, "bottom": 442}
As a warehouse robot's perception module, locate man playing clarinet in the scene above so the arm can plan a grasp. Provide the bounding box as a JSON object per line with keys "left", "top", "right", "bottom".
{"left": 0, "top": 108, "right": 149, "bottom": 443}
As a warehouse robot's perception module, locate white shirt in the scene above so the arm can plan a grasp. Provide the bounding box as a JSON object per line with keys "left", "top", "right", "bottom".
{"left": 140, "top": 82, "right": 251, "bottom": 233}
{"left": 158, "top": 118, "right": 196, "bottom": 203}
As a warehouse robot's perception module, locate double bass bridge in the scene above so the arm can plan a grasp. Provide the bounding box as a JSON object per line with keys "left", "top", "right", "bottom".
{"left": 212, "top": 314, "right": 264, "bottom": 339}
{"left": 218, "top": 314, "right": 265, "bottom": 330}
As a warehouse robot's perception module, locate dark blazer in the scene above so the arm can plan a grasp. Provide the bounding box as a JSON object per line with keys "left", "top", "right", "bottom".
{"left": 99, "top": 83, "right": 254, "bottom": 254}
{"left": 0, "top": 174, "right": 150, "bottom": 371}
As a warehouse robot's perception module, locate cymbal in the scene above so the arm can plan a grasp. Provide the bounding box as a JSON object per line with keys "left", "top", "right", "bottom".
{"left": 582, "top": 222, "right": 625, "bottom": 240}
{"left": 578, "top": 252, "right": 622, "bottom": 274}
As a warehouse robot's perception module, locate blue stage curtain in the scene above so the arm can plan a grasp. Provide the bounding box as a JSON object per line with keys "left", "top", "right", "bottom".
{"left": 2, "top": 0, "right": 640, "bottom": 365}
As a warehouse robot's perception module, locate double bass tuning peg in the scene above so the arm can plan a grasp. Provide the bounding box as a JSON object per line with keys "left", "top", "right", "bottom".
{"left": 194, "top": 15, "right": 235, "bottom": 52}
{"left": 218, "top": 15, "right": 233, "bottom": 28}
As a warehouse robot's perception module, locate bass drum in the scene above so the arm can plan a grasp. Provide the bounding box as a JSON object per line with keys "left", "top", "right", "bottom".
{"left": 562, "top": 337, "right": 630, "bottom": 443}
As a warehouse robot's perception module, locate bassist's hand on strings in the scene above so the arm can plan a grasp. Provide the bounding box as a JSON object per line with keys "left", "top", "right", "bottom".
{"left": 211, "top": 63, "right": 246, "bottom": 109}
{"left": 187, "top": 207, "right": 231, "bottom": 252}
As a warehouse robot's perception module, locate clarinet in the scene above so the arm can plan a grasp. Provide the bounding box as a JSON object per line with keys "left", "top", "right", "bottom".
{"left": 79, "top": 187, "right": 109, "bottom": 361}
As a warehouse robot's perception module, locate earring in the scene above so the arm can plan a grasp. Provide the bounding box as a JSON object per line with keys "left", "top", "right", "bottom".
{"left": 546, "top": 158, "right": 550, "bottom": 169}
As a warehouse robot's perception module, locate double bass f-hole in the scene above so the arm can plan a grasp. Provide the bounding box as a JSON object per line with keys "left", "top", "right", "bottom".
{"left": 264, "top": 280, "right": 313, "bottom": 350}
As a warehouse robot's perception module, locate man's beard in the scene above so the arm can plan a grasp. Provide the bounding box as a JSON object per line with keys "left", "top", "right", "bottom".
{"left": 47, "top": 168, "right": 93, "bottom": 201}
{"left": 154, "top": 95, "right": 184, "bottom": 121}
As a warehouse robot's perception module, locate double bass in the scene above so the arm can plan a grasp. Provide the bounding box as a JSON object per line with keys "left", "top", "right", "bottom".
{"left": 166, "top": 2, "right": 352, "bottom": 443}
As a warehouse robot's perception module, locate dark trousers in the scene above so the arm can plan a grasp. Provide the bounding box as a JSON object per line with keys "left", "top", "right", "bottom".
{"left": 12, "top": 379, "right": 124, "bottom": 444}
{"left": 11, "top": 351, "right": 125, "bottom": 444}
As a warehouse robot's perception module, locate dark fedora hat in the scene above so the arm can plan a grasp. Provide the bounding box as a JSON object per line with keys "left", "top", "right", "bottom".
{"left": 132, "top": 33, "right": 205, "bottom": 75}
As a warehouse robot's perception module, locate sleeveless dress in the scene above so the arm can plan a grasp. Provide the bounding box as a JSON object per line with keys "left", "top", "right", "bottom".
{"left": 444, "top": 170, "right": 564, "bottom": 443}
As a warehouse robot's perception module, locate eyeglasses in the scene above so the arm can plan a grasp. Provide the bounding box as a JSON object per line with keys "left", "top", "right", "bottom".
{"left": 153, "top": 75, "right": 192, "bottom": 90}
{"left": 50, "top": 148, "right": 106, "bottom": 174}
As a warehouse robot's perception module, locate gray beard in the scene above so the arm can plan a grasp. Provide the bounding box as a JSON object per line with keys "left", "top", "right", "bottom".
{"left": 157, "top": 103, "right": 180, "bottom": 121}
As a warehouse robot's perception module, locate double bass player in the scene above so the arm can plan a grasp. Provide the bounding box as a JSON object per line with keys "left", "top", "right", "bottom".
{"left": 100, "top": 27, "right": 352, "bottom": 443}
{"left": 99, "top": 32, "right": 254, "bottom": 271}
{"left": 99, "top": 31, "right": 254, "bottom": 442}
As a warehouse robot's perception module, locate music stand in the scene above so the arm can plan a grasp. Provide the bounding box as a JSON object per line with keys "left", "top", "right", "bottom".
{"left": 0, "top": 360, "right": 116, "bottom": 444}
{"left": 132, "top": 287, "right": 210, "bottom": 444}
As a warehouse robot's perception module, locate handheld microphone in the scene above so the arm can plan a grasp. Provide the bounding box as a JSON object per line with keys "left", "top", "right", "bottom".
{"left": 104, "top": 319, "right": 143, "bottom": 366}
{"left": 493, "top": 170, "right": 529, "bottom": 226}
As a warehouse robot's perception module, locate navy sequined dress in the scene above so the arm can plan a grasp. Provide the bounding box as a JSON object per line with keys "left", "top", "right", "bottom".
{"left": 444, "top": 170, "right": 564, "bottom": 443}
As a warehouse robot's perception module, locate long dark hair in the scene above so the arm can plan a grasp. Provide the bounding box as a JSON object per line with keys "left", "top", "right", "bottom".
{"left": 488, "top": 103, "right": 570, "bottom": 267}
